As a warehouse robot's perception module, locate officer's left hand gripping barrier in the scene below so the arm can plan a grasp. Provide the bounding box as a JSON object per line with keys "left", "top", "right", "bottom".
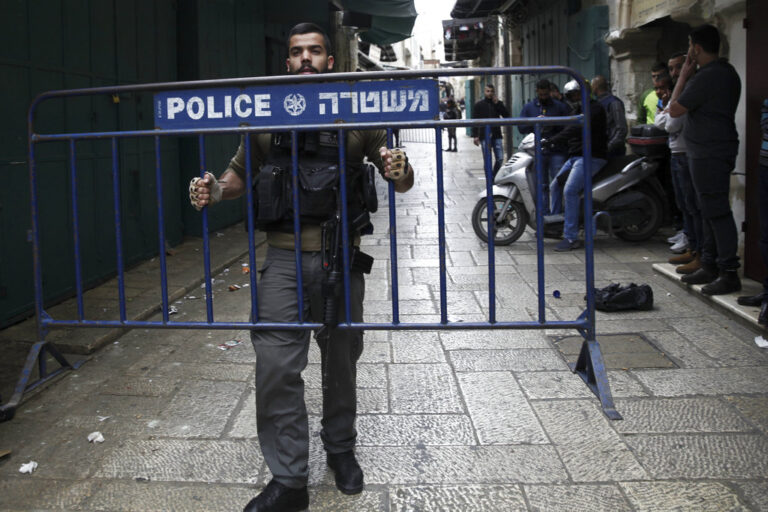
{"left": 2, "top": 66, "right": 620, "bottom": 422}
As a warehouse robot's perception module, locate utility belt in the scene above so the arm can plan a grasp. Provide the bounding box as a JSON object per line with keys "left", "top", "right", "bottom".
{"left": 250, "top": 131, "right": 378, "bottom": 232}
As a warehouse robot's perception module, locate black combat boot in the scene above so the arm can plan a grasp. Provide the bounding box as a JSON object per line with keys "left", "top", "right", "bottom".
{"left": 737, "top": 292, "right": 766, "bottom": 307}
{"left": 680, "top": 264, "right": 718, "bottom": 285}
{"left": 759, "top": 300, "right": 768, "bottom": 326}
{"left": 243, "top": 479, "right": 308, "bottom": 512}
{"left": 327, "top": 451, "right": 364, "bottom": 495}
{"left": 701, "top": 269, "right": 741, "bottom": 296}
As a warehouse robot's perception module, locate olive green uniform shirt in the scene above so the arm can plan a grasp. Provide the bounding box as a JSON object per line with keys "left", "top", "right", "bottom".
{"left": 226, "top": 130, "right": 388, "bottom": 251}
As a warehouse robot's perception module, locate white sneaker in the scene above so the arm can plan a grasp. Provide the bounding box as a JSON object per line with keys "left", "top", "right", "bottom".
{"left": 667, "top": 231, "right": 685, "bottom": 244}
{"left": 670, "top": 234, "right": 688, "bottom": 253}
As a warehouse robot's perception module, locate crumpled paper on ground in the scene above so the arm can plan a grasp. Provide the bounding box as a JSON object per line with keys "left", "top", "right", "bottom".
{"left": 19, "top": 461, "right": 38, "bottom": 474}
{"left": 755, "top": 336, "right": 768, "bottom": 349}
{"left": 88, "top": 431, "right": 105, "bottom": 443}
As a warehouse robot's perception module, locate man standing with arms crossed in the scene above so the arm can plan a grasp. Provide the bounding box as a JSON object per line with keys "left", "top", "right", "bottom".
{"left": 190, "top": 23, "right": 414, "bottom": 512}
{"left": 669, "top": 24, "right": 742, "bottom": 295}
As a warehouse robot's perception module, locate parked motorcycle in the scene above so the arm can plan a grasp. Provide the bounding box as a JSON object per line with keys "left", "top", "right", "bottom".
{"left": 471, "top": 131, "right": 668, "bottom": 245}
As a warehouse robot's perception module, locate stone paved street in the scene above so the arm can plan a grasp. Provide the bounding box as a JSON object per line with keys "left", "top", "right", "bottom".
{"left": 2, "top": 133, "right": 768, "bottom": 511}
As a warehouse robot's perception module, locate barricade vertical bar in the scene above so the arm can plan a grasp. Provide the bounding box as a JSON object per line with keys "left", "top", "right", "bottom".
{"left": 290, "top": 130, "right": 305, "bottom": 322}
{"left": 154, "top": 136, "right": 170, "bottom": 323}
{"left": 483, "top": 125, "right": 496, "bottom": 323}
{"left": 580, "top": 84, "right": 595, "bottom": 340}
{"left": 198, "top": 134, "right": 214, "bottom": 323}
{"left": 111, "top": 137, "right": 127, "bottom": 322}
{"left": 434, "top": 127, "right": 448, "bottom": 324}
{"left": 534, "top": 125, "right": 546, "bottom": 323}
{"left": 69, "top": 139, "right": 85, "bottom": 321}
{"left": 28, "top": 133, "right": 45, "bottom": 343}
{"left": 338, "top": 129, "right": 352, "bottom": 324}
{"left": 243, "top": 135, "right": 259, "bottom": 322}
{"left": 388, "top": 144, "right": 400, "bottom": 325}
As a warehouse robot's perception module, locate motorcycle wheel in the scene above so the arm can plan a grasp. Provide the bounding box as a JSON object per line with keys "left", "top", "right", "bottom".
{"left": 471, "top": 196, "right": 529, "bottom": 245}
{"left": 615, "top": 188, "right": 664, "bottom": 242}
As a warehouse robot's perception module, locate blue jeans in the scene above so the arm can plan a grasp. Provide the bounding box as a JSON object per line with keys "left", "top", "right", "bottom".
{"left": 550, "top": 156, "right": 607, "bottom": 241}
{"left": 481, "top": 137, "right": 504, "bottom": 174}
{"left": 671, "top": 153, "right": 701, "bottom": 252}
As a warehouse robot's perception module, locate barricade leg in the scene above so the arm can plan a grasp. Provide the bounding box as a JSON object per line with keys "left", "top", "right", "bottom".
{"left": 0, "top": 338, "right": 83, "bottom": 422}
{"left": 570, "top": 336, "right": 622, "bottom": 420}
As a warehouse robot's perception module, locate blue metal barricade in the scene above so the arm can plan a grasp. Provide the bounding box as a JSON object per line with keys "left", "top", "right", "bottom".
{"left": 1, "top": 66, "right": 620, "bottom": 422}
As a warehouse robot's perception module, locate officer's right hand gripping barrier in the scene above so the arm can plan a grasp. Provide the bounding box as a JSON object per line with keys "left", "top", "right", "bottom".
{"left": 388, "top": 148, "right": 409, "bottom": 181}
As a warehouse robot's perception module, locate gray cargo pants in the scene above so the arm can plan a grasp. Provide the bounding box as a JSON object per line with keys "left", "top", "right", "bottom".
{"left": 250, "top": 246, "right": 364, "bottom": 489}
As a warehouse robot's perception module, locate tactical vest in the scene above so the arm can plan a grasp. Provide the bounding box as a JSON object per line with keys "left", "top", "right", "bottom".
{"left": 249, "top": 131, "right": 377, "bottom": 233}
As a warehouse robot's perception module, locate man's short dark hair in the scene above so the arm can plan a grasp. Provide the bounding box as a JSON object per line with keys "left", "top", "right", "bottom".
{"left": 536, "top": 79, "right": 551, "bottom": 90}
{"left": 656, "top": 74, "right": 673, "bottom": 88}
{"left": 485, "top": 83, "right": 495, "bottom": 91}
{"left": 669, "top": 51, "right": 686, "bottom": 60}
{"left": 651, "top": 61, "right": 668, "bottom": 73}
{"left": 690, "top": 24, "right": 720, "bottom": 54}
{"left": 287, "top": 22, "right": 332, "bottom": 55}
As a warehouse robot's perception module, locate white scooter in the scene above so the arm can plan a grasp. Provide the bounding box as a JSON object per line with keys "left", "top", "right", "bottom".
{"left": 471, "top": 133, "right": 667, "bottom": 245}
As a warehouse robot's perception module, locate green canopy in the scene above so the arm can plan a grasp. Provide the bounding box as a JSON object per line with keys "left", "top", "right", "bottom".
{"left": 339, "top": 0, "right": 418, "bottom": 45}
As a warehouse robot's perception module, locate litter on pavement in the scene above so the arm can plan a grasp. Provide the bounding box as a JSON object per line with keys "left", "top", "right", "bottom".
{"left": 755, "top": 336, "right": 768, "bottom": 349}
{"left": 88, "top": 431, "right": 105, "bottom": 443}
{"left": 19, "top": 461, "right": 38, "bottom": 474}
{"left": 217, "top": 339, "right": 243, "bottom": 351}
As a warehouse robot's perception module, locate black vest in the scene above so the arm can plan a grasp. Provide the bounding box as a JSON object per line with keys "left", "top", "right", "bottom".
{"left": 249, "top": 131, "right": 377, "bottom": 232}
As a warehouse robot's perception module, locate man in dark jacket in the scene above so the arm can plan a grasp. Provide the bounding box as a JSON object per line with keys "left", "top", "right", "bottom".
{"left": 519, "top": 79, "right": 571, "bottom": 209}
{"left": 547, "top": 80, "right": 608, "bottom": 251}
{"left": 592, "top": 75, "right": 627, "bottom": 158}
{"left": 471, "top": 83, "right": 510, "bottom": 175}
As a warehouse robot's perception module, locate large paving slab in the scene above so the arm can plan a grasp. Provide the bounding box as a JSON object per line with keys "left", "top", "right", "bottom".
{"left": 619, "top": 481, "right": 750, "bottom": 511}
{"left": 523, "top": 484, "right": 632, "bottom": 512}
{"left": 625, "top": 434, "right": 768, "bottom": 479}
{"left": 93, "top": 439, "right": 264, "bottom": 483}
{"left": 457, "top": 371, "right": 548, "bottom": 444}
{"left": 389, "top": 484, "right": 527, "bottom": 511}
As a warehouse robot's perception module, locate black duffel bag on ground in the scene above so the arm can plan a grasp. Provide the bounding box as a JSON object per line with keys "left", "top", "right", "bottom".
{"left": 589, "top": 283, "right": 654, "bottom": 312}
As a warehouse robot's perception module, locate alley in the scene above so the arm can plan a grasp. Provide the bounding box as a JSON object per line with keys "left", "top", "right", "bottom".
{"left": 1, "top": 134, "right": 768, "bottom": 511}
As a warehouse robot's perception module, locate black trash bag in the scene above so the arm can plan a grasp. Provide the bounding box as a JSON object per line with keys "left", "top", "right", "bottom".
{"left": 589, "top": 283, "right": 654, "bottom": 312}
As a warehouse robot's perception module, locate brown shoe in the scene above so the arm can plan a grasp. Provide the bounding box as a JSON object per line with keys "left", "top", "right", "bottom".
{"left": 676, "top": 253, "right": 702, "bottom": 274}
{"left": 669, "top": 250, "right": 695, "bottom": 265}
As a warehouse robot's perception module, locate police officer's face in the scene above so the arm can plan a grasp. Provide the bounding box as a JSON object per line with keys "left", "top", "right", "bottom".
{"left": 286, "top": 33, "right": 334, "bottom": 75}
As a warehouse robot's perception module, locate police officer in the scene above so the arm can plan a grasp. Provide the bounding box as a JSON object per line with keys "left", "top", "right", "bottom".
{"left": 189, "top": 23, "right": 414, "bottom": 512}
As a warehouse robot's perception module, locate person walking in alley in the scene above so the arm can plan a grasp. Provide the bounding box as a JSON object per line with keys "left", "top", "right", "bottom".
{"left": 518, "top": 78, "right": 571, "bottom": 212}
{"left": 591, "top": 75, "right": 628, "bottom": 158}
{"left": 669, "top": 24, "right": 742, "bottom": 295}
{"left": 189, "top": 22, "right": 415, "bottom": 512}
{"left": 472, "top": 83, "right": 510, "bottom": 175}
{"left": 443, "top": 96, "right": 461, "bottom": 151}
{"left": 546, "top": 79, "right": 608, "bottom": 252}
